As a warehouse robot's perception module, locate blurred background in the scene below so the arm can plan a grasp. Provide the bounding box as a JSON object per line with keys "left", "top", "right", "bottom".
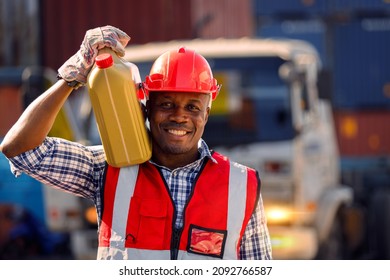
{"left": 0, "top": 0, "right": 390, "bottom": 260}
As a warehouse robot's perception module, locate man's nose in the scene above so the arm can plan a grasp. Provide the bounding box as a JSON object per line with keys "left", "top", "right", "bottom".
{"left": 169, "top": 106, "right": 188, "bottom": 122}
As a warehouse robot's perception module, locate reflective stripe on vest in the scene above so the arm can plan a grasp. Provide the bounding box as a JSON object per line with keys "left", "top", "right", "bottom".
{"left": 97, "top": 154, "right": 258, "bottom": 260}
{"left": 108, "top": 165, "right": 138, "bottom": 249}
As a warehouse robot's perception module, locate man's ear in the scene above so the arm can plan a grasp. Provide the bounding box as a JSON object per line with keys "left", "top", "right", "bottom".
{"left": 205, "top": 106, "right": 210, "bottom": 124}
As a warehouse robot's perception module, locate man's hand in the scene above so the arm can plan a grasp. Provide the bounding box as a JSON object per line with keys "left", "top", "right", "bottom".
{"left": 58, "top": 25, "right": 130, "bottom": 88}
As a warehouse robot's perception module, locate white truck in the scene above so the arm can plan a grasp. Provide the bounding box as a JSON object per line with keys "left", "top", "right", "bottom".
{"left": 122, "top": 37, "right": 354, "bottom": 259}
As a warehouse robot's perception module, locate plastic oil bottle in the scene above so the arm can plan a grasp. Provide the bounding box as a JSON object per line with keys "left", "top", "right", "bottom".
{"left": 87, "top": 48, "right": 151, "bottom": 167}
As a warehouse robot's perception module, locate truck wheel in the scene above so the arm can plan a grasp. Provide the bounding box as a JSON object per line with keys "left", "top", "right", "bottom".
{"left": 316, "top": 212, "right": 347, "bottom": 260}
{"left": 368, "top": 189, "right": 390, "bottom": 259}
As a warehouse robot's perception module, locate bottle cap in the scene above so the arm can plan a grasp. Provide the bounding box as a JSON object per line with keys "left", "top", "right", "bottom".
{"left": 95, "top": 53, "right": 114, "bottom": 69}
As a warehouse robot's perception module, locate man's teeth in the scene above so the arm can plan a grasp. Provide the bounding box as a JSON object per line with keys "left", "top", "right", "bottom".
{"left": 168, "top": 129, "right": 187, "bottom": 136}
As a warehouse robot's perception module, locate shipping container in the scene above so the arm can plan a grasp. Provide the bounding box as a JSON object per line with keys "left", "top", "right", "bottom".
{"left": 257, "top": 18, "right": 328, "bottom": 66}
{"left": 332, "top": 17, "right": 390, "bottom": 109}
{"left": 328, "top": 0, "right": 390, "bottom": 15}
{"left": 253, "top": 0, "right": 390, "bottom": 17}
{"left": 191, "top": 0, "right": 253, "bottom": 38}
{"left": 334, "top": 109, "right": 390, "bottom": 157}
{"left": 40, "top": 0, "right": 193, "bottom": 70}
{"left": 254, "top": 0, "right": 327, "bottom": 17}
{"left": 257, "top": 16, "right": 390, "bottom": 109}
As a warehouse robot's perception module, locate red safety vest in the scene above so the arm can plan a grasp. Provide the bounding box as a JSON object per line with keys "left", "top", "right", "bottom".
{"left": 97, "top": 152, "right": 260, "bottom": 260}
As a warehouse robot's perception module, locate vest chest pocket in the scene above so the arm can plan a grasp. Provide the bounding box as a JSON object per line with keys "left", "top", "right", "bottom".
{"left": 126, "top": 197, "right": 169, "bottom": 249}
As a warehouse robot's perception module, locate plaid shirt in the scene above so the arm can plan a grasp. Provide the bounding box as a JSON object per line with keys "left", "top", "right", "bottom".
{"left": 8, "top": 137, "right": 272, "bottom": 260}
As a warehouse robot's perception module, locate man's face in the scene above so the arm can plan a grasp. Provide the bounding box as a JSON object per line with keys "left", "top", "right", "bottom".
{"left": 147, "top": 91, "right": 210, "bottom": 159}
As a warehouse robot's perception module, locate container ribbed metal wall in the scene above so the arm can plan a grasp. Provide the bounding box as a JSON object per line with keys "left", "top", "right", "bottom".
{"left": 40, "top": 0, "right": 193, "bottom": 69}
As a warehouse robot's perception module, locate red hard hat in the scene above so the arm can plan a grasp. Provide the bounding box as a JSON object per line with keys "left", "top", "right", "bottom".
{"left": 143, "top": 47, "right": 220, "bottom": 100}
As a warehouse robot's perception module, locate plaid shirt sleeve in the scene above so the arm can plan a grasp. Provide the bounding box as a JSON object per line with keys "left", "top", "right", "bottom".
{"left": 7, "top": 137, "right": 106, "bottom": 201}
{"left": 239, "top": 194, "right": 273, "bottom": 260}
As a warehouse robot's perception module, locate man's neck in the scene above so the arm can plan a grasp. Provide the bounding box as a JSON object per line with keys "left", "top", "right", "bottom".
{"left": 152, "top": 151, "right": 199, "bottom": 170}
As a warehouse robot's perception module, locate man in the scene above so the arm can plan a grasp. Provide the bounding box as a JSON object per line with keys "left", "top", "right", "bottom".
{"left": 0, "top": 26, "right": 272, "bottom": 260}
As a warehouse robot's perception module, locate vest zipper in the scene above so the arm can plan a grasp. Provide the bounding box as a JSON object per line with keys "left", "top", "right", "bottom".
{"left": 170, "top": 227, "right": 183, "bottom": 260}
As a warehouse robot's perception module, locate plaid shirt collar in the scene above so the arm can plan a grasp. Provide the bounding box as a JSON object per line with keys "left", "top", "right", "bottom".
{"left": 150, "top": 138, "right": 217, "bottom": 171}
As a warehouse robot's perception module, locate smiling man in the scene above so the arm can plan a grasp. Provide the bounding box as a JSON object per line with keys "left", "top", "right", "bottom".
{"left": 0, "top": 26, "right": 272, "bottom": 260}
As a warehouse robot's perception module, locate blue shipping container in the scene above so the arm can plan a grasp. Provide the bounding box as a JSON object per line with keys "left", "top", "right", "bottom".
{"left": 257, "top": 16, "right": 390, "bottom": 109}
{"left": 253, "top": 0, "right": 390, "bottom": 17}
{"left": 254, "top": 0, "right": 327, "bottom": 16}
{"left": 332, "top": 17, "right": 390, "bottom": 109}
{"left": 257, "top": 18, "right": 328, "bottom": 66}
{"left": 328, "top": 0, "right": 390, "bottom": 14}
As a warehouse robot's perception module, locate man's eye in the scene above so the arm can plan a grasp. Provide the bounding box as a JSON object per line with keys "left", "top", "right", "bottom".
{"left": 187, "top": 104, "right": 200, "bottom": 111}
{"left": 160, "top": 102, "right": 173, "bottom": 109}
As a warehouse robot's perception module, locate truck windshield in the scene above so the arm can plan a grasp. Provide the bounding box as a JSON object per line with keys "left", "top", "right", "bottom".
{"left": 136, "top": 56, "right": 295, "bottom": 149}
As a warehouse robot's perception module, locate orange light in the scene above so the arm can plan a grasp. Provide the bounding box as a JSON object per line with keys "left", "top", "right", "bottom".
{"left": 340, "top": 116, "right": 358, "bottom": 139}
{"left": 85, "top": 206, "right": 98, "bottom": 225}
{"left": 384, "top": 83, "right": 390, "bottom": 98}
{"left": 305, "top": 201, "right": 317, "bottom": 212}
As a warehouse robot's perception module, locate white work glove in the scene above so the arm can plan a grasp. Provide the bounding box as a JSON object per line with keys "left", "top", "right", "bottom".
{"left": 58, "top": 25, "right": 130, "bottom": 88}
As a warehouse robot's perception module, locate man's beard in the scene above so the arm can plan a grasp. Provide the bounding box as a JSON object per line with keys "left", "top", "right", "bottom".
{"left": 157, "top": 141, "right": 192, "bottom": 155}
